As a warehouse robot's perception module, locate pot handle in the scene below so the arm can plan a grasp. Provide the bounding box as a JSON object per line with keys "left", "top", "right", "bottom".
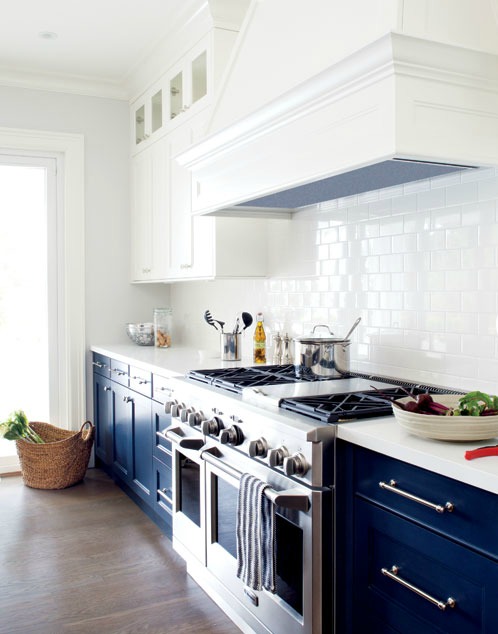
{"left": 312, "top": 324, "right": 334, "bottom": 335}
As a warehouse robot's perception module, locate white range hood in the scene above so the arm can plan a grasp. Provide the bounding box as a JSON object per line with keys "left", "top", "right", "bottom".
{"left": 179, "top": 0, "right": 498, "bottom": 216}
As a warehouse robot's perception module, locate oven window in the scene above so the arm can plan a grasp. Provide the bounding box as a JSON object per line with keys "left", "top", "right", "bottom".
{"left": 214, "top": 476, "right": 304, "bottom": 616}
{"left": 179, "top": 453, "right": 200, "bottom": 527}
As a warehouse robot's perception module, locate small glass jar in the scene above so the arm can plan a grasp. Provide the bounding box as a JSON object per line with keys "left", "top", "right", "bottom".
{"left": 153, "top": 308, "right": 172, "bottom": 348}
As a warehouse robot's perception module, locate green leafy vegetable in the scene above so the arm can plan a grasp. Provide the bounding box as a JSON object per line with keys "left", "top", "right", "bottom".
{"left": 0, "top": 410, "right": 44, "bottom": 443}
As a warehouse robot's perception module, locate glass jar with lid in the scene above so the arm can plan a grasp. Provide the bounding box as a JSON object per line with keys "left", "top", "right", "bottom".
{"left": 153, "top": 308, "right": 172, "bottom": 348}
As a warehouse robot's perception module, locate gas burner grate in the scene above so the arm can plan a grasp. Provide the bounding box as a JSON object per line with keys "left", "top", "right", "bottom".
{"left": 279, "top": 386, "right": 452, "bottom": 423}
{"left": 187, "top": 364, "right": 334, "bottom": 394}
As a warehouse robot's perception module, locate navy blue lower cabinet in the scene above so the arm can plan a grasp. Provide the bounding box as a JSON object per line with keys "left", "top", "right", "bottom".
{"left": 354, "top": 498, "right": 498, "bottom": 634}
{"left": 336, "top": 441, "right": 498, "bottom": 634}
{"left": 112, "top": 382, "right": 133, "bottom": 482}
{"left": 130, "top": 389, "right": 153, "bottom": 504}
{"left": 93, "top": 372, "right": 113, "bottom": 466}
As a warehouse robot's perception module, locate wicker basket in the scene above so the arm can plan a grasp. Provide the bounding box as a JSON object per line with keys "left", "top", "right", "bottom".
{"left": 15, "top": 421, "right": 95, "bottom": 489}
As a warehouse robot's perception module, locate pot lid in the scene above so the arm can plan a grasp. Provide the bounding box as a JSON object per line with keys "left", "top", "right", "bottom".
{"left": 293, "top": 324, "right": 348, "bottom": 344}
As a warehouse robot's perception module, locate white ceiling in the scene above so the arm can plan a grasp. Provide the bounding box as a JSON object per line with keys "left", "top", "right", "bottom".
{"left": 0, "top": 0, "right": 203, "bottom": 98}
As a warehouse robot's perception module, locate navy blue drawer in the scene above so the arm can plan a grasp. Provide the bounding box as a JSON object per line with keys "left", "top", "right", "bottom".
{"left": 92, "top": 352, "right": 110, "bottom": 377}
{"left": 110, "top": 359, "right": 129, "bottom": 386}
{"left": 154, "top": 456, "right": 173, "bottom": 520}
{"left": 354, "top": 446, "right": 498, "bottom": 560}
{"left": 129, "top": 365, "right": 152, "bottom": 398}
{"left": 354, "top": 498, "right": 498, "bottom": 634}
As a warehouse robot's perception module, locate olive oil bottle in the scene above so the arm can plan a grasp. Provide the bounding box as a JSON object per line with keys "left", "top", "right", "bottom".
{"left": 253, "top": 312, "right": 266, "bottom": 364}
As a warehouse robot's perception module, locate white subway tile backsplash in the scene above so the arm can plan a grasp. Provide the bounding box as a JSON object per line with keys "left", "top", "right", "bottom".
{"left": 430, "top": 291, "right": 461, "bottom": 312}
{"left": 174, "top": 170, "right": 498, "bottom": 392}
{"left": 430, "top": 250, "right": 460, "bottom": 271}
{"left": 417, "top": 187, "right": 445, "bottom": 211}
{"left": 418, "top": 230, "right": 445, "bottom": 251}
{"left": 391, "top": 233, "right": 417, "bottom": 253}
{"left": 461, "top": 247, "right": 495, "bottom": 269}
{"left": 379, "top": 254, "right": 403, "bottom": 273}
{"left": 431, "top": 207, "right": 461, "bottom": 229}
{"left": 446, "top": 181, "right": 479, "bottom": 207}
{"left": 478, "top": 175, "right": 498, "bottom": 201}
{"left": 368, "top": 236, "right": 392, "bottom": 256}
{"left": 391, "top": 272, "right": 417, "bottom": 291}
{"left": 379, "top": 216, "right": 403, "bottom": 236}
{"left": 478, "top": 223, "right": 498, "bottom": 247}
{"left": 445, "top": 226, "right": 478, "bottom": 249}
{"left": 461, "top": 200, "right": 495, "bottom": 226}
{"left": 445, "top": 312, "right": 478, "bottom": 335}
{"left": 403, "top": 211, "right": 430, "bottom": 233}
{"left": 478, "top": 269, "right": 498, "bottom": 291}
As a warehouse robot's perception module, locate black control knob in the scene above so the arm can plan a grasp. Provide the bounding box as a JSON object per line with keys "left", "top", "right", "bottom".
{"left": 219, "top": 425, "right": 244, "bottom": 446}
{"left": 248, "top": 437, "right": 269, "bottom": 458}
{"left": 283, "top": 453, "right": 309, "bottom": 477}
{"left": 179, "top": 407, "right": 192, "bottom": 423}
{"left": 187, "top": 411, "right": 205, "bottom": 428}
{"left": 201, "top": 416, "right": 224, "bottom": 437}
{"left": 268, "top": 446, "right": 289, "bottom": 468}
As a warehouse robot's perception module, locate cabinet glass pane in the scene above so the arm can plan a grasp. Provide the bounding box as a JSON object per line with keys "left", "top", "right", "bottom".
{"left": 191, "top": 51, "right": 207, "bottom": 104}
{"left": 135, "top": 105, "right": 145, "bottom": 145}
{"left": 170, "top": 71, "right": 183, "bottom": 119}
{"left": 151, "top": 89, "right": 162, "bottom": 133}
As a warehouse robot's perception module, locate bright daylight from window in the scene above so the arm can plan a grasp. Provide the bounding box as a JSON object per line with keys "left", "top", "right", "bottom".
{"left": 0, "top": 163, "right": 49, "bottom": 461}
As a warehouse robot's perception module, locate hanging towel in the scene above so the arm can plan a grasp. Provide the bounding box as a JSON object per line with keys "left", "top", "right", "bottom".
{"left": 236, "top": 473, "right": 276, "bottom": 593}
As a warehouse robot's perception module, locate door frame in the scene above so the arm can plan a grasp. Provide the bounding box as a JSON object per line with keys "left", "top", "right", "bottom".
{"left": 0, "top": 127, "right": 85, "bottom": 433}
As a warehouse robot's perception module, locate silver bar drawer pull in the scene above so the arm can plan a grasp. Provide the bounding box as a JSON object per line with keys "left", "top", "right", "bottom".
{"left": 379, "top": 480, "right": 454, "bottom": 513}
{"left": 381, "top": 565, "right": 456, "bottom": 611}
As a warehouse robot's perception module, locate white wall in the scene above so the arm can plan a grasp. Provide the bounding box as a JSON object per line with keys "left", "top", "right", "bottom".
{"left": 0, "top": 85, "right": 171, "bottom": 349}
{"left": 172, "top": 166, "right": 498, "bottom": 394}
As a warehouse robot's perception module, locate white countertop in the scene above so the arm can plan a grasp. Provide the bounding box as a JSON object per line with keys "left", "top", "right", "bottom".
{"left": 91, "top": 343, "right": 255, "bottom": 377}
{"left": 91, "top": 343, "right": 498, "bottom": 496}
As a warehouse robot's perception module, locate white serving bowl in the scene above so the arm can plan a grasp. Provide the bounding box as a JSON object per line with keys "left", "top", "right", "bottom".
{"left": 392, "top": 394, "right": 498, "bottom": 441}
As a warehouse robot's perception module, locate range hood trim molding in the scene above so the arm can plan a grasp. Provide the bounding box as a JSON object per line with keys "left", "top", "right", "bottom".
{"left": 178, "top": 32, "right": 498, "bottom": 216}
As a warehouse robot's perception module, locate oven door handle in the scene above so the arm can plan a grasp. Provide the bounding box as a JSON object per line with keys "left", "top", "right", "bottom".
{"left": 201, "top": 447, "right": 311, "bottom": 512}
{"left": 164, "top": 426, "right": 205, "bottom": 450}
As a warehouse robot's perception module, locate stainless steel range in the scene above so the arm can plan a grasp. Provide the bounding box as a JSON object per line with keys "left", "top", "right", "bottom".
{"left": 160, "top": 364, "right": 458, "bottom": 634}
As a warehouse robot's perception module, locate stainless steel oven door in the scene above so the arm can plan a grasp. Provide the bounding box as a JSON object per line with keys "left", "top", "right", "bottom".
{"left": 165, "top": 425, "right": 206, "bottom": 565}
{"left": 202, "top": 445, "right": 332, "bottom": 634}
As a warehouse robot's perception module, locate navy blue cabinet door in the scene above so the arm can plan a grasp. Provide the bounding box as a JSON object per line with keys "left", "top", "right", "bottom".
{"left": 93, "top": 373, "right": 113, "bottom": 466}
{"left": 112, "top": 382, "right": 133, "bottom": 481}
{"left": 131, "top": 390, "right": 153, "bottom": 503}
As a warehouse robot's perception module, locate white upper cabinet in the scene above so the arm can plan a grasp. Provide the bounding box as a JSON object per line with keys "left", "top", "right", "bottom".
{"left": 130, "top": 28, "right": 237, "bottom": 155}
{"left": 168, "top": 40, "right": 208, "bottom": 124}
{"left": 130, "top": 137, "right": 169, "bottom": 282}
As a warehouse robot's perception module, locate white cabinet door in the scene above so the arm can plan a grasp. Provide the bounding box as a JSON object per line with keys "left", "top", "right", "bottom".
{"left": 168, "top": 110, "right": 210, "bottom": 279}
{"left": 130, "top": 138, "right": 169, "bottom": 282}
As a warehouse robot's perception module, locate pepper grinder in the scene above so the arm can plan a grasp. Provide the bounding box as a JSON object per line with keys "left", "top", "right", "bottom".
{"left": 273, "top": 332, "right": 282, "bottom": 364}
{"left": 282, "top": 333, "right": 292, "bottom": 364}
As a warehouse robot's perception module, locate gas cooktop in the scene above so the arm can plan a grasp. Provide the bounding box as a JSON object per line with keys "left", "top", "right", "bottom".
{"left": 186, "top": 364, "right": 463, "bottom": 424}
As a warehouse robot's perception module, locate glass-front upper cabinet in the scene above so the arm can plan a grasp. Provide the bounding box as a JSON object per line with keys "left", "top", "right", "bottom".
{"left": 132, "top": 84, "right": 165, "bottom": 151}
{"left": 167, "top": 40, "right": 208, "bottom": 123}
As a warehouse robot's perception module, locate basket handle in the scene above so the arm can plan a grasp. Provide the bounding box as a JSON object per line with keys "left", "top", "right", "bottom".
{"left": 80, "top": 420, "right": 94, "bottom": 441}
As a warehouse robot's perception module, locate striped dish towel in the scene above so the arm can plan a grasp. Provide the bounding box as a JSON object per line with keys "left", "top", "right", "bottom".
{"left": 236, "top": 473, "right": 276, "bottom": 593}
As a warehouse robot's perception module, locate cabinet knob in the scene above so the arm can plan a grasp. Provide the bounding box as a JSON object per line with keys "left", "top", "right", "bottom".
{"left": 123, "top": 395, "right": 134, "bottom": 404}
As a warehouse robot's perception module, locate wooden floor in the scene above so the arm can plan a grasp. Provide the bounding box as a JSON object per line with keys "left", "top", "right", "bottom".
{"left": 0, "top": 468, "right": 239, "bottom": 634}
